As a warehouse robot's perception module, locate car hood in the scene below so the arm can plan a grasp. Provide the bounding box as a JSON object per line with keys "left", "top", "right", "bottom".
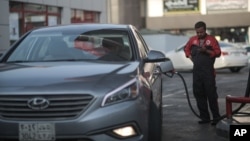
{"left": 0, "top": 62, "right": 139, "bottom": 94}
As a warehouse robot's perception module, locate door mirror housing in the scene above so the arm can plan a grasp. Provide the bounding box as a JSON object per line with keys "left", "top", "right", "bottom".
{"left": 144, "top": 50, "right": 167, "bottom": 62}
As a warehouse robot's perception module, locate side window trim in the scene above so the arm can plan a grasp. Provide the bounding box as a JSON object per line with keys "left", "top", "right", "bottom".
{"left": 133, "top": 30, "right": 148, "bottom": 59}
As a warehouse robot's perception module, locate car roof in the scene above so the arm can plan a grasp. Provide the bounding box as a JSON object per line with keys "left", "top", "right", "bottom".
{"left": 218, "top": 41, "right": 238, "bottom": 48}
{"left": 178, "top": 41, "right": 238, "bottom": 49}
{"left": 242, "top": 44, "right": 250, "bottom": 48}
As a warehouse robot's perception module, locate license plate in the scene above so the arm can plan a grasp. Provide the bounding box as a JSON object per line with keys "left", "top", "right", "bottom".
{"left": 19, "top": 123, "right": 55, "bottom": 141}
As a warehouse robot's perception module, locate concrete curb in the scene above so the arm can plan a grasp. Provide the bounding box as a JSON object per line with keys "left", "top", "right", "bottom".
{"left": 216, "top": 119, "right": 232, "bottom": 139}
{"left": 216, "top": 105, "right": 250, "bottom": 139}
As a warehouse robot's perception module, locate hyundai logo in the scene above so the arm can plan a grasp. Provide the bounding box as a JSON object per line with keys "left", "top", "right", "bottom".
{"left": 27, "top": 97, "right": 50, "bottom": 110}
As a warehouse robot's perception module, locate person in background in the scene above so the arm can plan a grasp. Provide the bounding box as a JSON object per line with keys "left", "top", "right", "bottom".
{"left": 74, "top": 35, "right": 123, "bottom": 61}
{"left": 74, "top": 36, "right": 110, "bottom": 58}
{"left": 184, "top": 21, "right": 221, "bottom": 125}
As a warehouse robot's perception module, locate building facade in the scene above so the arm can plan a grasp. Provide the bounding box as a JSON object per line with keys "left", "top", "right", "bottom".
{"left": 146, "top": 0, "right": 250, "bottom": 44}
{"left": 107, "top": 0, "right": 146, "bottom": 29}
{"left": 1, "top": 0, "right": 249, "bottom": 53}
{"left": 0, "top": 0, "right": 109, "bottom": 53}
{"left": 0, "top": 0, "right": 145, "bottom": 53}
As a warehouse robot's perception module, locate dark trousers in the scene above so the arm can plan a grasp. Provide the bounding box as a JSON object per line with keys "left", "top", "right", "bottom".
{"left": 193, "top": 70, "right": 220, "bottom": 121}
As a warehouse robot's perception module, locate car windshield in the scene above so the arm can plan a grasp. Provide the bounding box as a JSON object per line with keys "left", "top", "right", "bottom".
{"left": 7, "top": 29, "right": 133, "bottom": 62}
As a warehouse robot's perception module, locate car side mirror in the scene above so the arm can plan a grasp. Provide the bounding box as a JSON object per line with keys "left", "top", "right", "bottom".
{"left": 145, "top": 50, "right": 167, "bottom": 62}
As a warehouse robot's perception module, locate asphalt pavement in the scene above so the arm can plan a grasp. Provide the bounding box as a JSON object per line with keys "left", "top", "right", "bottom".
{"left": 161, "top": 67, "right": 250, "bottom": 141}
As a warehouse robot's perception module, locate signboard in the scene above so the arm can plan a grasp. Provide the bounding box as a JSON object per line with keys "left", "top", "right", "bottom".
{"left": 9, "top": 13, "right": 19, "bottom": 40}
{"left": 163, "top": 0, "right": 200, "bottom": 13}
{"left": 48, "top": 16, "right": 58, "bottom": 26}
{"left": 206, "top": 0, "right": 248, "bottom": 11}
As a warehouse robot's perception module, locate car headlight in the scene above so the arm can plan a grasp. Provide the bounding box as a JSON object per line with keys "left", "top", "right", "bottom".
{"left": 101, "top": 78, "right": 139, "bottom": 106}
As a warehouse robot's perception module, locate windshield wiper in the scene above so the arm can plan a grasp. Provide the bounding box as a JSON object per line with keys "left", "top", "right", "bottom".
{"left": 7, "top": 60, "right": 33, "bottom": 63}
{"left": 42, "top": 59, "right": 93, "bottom": 62}
{"left": 8, "top": 59, "right": 96, "bottom": 63}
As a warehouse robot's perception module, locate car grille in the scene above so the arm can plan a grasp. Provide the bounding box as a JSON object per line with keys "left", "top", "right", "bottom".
{"left": 0, "top": 94, "right": 94, "bottom": 120}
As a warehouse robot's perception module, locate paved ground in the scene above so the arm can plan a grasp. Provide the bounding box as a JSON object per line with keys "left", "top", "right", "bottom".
{"left": 161, "top": 67, "right": 250, "bottom": 141}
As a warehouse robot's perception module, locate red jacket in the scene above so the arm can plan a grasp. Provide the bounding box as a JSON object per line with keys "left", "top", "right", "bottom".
{"left": 184, "top": 34, "right": 221, "bottom": 72}
{"left": 184, "top": 34, "right": 221, "bottom": 58}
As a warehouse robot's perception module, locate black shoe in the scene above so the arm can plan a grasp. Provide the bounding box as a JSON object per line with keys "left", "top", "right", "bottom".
{"left": 198, "top": 120, "right": 210, "bottom": 124}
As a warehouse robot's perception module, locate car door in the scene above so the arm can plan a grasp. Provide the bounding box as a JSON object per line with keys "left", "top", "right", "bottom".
{"left": 133, "top": 29, "right": 162, "bottom": 108}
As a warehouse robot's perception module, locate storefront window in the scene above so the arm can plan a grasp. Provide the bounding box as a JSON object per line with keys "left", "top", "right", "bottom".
{"left": 181, "top": 27, "right": 249, "bottom": 43}
{"left": 175, "top": 27, "right": 249, "bottom": 43}
{"left": 10, "top": 2, "right": 22, "bottom": 10}
{"left": 48, "top": 6, "right": 59, "bottom": 13}
{"left": 24, "top": 4, "right": 46, "bottom": 12}
{"left": 10, "top": 2, "right": 61, "bottom": 42}
{"left": 210, "top": 27, "right": 248, "bottom": 43}
{"left": 84, "top": 11, "right": 99, "bottom": 23}
{"left": 71, "top": 9, "right": 100, "bottom": 23}
{"left": 24, "top": 13, "right": 46, "bottom": 32}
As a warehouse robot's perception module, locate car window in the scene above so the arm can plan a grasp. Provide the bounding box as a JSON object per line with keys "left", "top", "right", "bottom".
{"left": 219, "top": 42, "right": 237, "bottom": 48}
{"left": 133, "top": 30, "right": 149, "bottom": 59}
{"left": 176, "top": 42, "right": 235, "bottom": 52}
{"left": 245, "top": 46, "right": 250, "bottom": 52}
{"left": 6, "top": 29, "right": 133, "bottom": 62}
{"left": 175, "top": 42, "right": 241, "bottom": 53}
{"left": 7, "top": 36, "right": 38, "bottom": 61}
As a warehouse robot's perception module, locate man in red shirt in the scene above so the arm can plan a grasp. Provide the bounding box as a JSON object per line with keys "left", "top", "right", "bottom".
{"left": 184, "top": 21, "right": 221, "bottom": 125}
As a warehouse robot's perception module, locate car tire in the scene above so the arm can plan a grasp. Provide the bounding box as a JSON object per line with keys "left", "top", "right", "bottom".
{"left": 229, "top": 67, "right": 242, "bottom": 73}
{"left": 148, "top": 101, "right": 162, "bottom": 141}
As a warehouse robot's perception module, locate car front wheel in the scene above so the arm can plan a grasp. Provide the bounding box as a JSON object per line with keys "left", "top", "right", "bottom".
{"left": 229, "top": 67, "right": 242, "bottom": 73}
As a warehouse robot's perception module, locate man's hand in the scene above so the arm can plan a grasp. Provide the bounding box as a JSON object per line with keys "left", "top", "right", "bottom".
{"left": 199, "top": 47, "right": 207, "bottom": 53}
{"left": 188, "top": 55, "right": 193, "bottom": 62}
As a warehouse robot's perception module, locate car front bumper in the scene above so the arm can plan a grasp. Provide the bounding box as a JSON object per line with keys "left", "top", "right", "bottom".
{"left": 0, "top": 99, "right": 149, "bottom": 141}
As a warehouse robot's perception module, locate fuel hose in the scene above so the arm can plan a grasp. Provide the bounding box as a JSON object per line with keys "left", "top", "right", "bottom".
{"left": 167, "top": 68, "right": 250, "bottom": 121}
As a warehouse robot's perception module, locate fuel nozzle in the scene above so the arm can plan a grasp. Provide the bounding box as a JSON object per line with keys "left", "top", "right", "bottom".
{"left": 159, "top": 59, "right": 176, "bottom": 77}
